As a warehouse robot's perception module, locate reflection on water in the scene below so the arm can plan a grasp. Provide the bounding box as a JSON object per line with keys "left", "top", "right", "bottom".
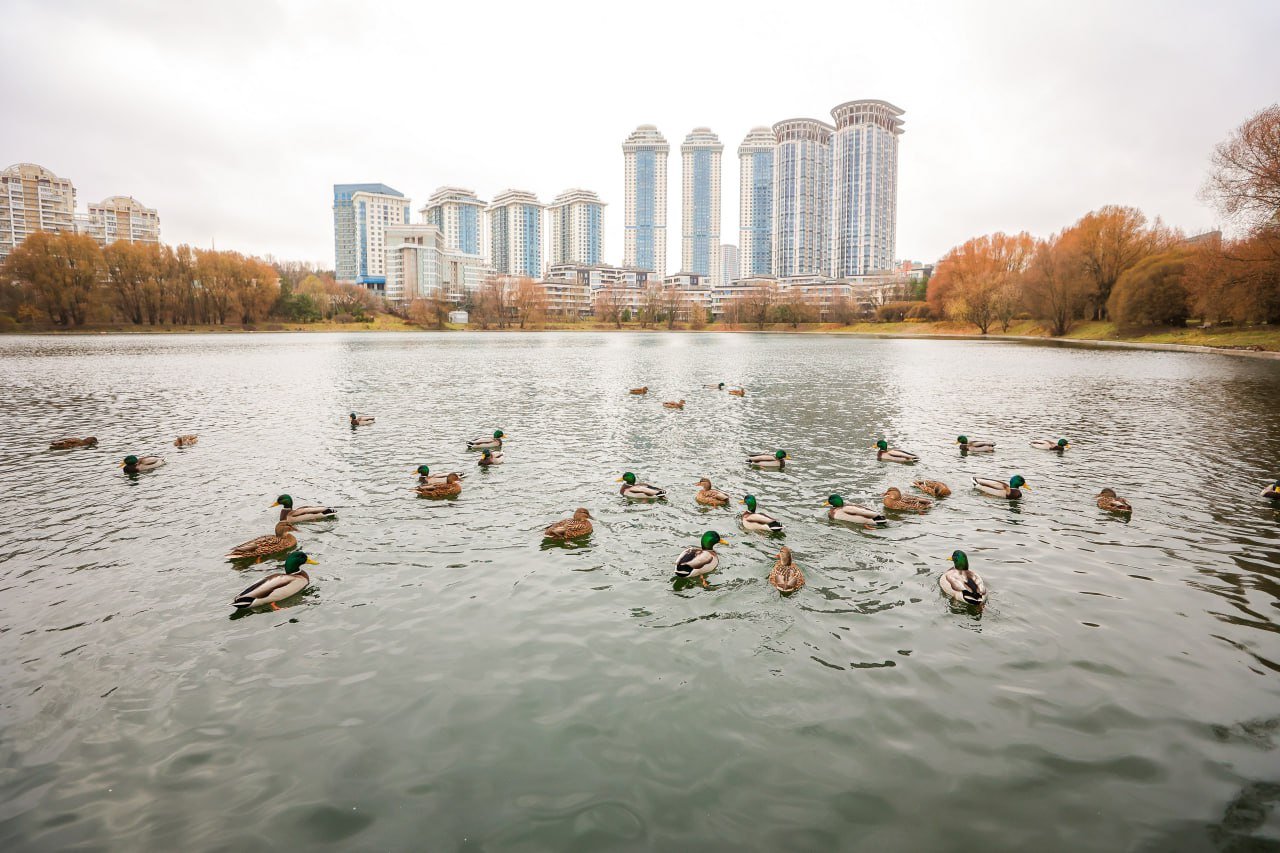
{"left": 1, "top": 331, "right": 1279, "bottom": 850}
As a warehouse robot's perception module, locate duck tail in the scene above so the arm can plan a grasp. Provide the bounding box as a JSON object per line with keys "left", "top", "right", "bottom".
{"left": 231, "top": 597, "right": 255, "bottom": 609}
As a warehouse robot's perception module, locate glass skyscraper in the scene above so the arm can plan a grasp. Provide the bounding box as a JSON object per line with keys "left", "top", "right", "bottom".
{"left": 622, "top": 125, "right": 669, "bottom": 274}
{"left": 487, "top": 189, "right": 543, "bottom": 278}
{"left": 680, "top": 127, "right": 723, "bottom": 282}
{"left": 548, "top": 189, "right": 606, "bottom": 267}
{"left": 737, "top": 127, "right": 775, "bottom": 279}
{"left": 771, "top": 119, "right": 832, "bottom": 279}
{"left": 420, "top": 187, "right": 486, "bottom": 258}
{"left": 333, "top": 183, "right": 409, "bottom": 284}
{"left": 830, "top": 100, "right": 905, "bottom": 277}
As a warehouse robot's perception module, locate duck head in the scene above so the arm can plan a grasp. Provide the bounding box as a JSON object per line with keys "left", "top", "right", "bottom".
{"left": 1009, "top": 475, "right": 1028, "bottom": 490}
{"left": 951, "top": 550, "right": 970, "bottom": 571}
{"left": 283, "top": 551, "right": 317, "bottom": 574}
{"left": 617, "top": 472, "right": 637, "bottom": 485}
{"left": 273, "top": 494, "right": 294, "bottom": 508}
{"left": 742, "top": 494, "right": 758, "bottom": 512}
{"left": 700, "top": 530, "right": 726, "bottom": 549}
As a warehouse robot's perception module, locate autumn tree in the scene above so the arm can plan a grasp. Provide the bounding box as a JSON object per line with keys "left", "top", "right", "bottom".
{"left": 1022, "top": 232, "right": 1091, "bottom": 336}
{"left": 928, "top": 232, "right": 1034, "bottom": 334}
{"left": 1202, "top": 104, "right": 1280, "bottom": 234}
{"left": 1067, "top": 206, "right": 1175, "bottom": 320}
{"left": 3, "top": 231, "right": 103, "bottom": 326}
{"left": 662, "top": 287, "right": 685, "bottom": 329}
{"left": 511, "top": 277, "right": 546, "bottom": 329}
{"left": 772, "top": 289, "right": 815, "bottom": 328}
{"left": 594, "top": 287, "right": 624, "bottom": 329}
{"left": 1107, "top": 249, "right": 1191, "bottom": 329}
{"left": 741, "top": 282, "right": 777, "bottom": 330}
{"left": 103, "top": 240, "right": 151, "bottom": 324}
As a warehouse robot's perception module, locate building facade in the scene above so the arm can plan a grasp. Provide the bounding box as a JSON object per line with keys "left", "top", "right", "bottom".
{"left": 547, "top": 188, "right": 605, "bottom": 268}
{"left": 719, "top": 244, "right": 739, "bottom": 286}
{"left": 771, "top": 119, "right": 832, "bottom": 279}
{"left": 383, "top": 224, "right": 487, "bottom": 303}
{"left": 622, "top": 124, "right": 669, "bottom": 275}
{"left": 79, "top": 195, "right": 161, "bottom": 247}
{"left": 679, "top": 127, "right": 723, "bottom": 285}
{"left": 830, "top": 100, "right": 905, "bottom": 276}
{"left": 737, "top": 127, "right": 775, "bottom": 279}
{"left": 0, "top": 163, "right": 77, "bottom": 262}
{"left": 420, "top": 187, "right": 486, "bottom": 257}
{"left": 488, "top": 189, "right": 543, "bottom": 278}
{"left": 333, "top": 183, "right": 410, "bottom": 284}
{"left": 545, "top": 262, "right": 652, "bottom": 291}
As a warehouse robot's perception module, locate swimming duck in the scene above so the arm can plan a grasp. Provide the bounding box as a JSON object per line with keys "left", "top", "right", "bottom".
{"left": 695, "top": 478, "right": 731, "bottom": 507}
{"left": 1096, "top": 488, "right": 1132, "bottom": 514}
{"left": 416, "top": 472, "right": 462, "bottom": 498}
{"left": 939, "top": 550, "right": 987, "bottom": 606}
{"left": 883, "top": 487, "right": 933, "bottom": 512}
{"left": 50, "top": 436, "right": 97, "bottom": 450}
{"left": 875, "top": 439, "right": 918, "bottom": 463}
{"left": 747, "top": 449, "right": 788, "bottom": 469}
{"left": 349, "top": 412, "right": 375, "bottom": 426}
{"left": 478, "top": 449, "right": 504, "bottom": 466}
{"left": 120, "top": 454, "right": 165, "bottom": 473}
{"left": 675, "top": 530, "right": 728, "bottom": 587}
{"left": 174, "top": 435, "right": 198, "bottom": 447}
{"left": 1263, "top": 481, "right": 1280, "bottom": 501}
{"left": 273, "top": 494, "right": 336, "bottom": 523}
{"left": 972, "top": 475, "right": 1027, "bottom": 499}
{"left": 629, "top": 386, "right": 649, "bottom": 395}
{"left": 226, "top": 521, "right": 298, "bottom": 561}
{"left": 703, "top": 382, "right": 726, "bottom": 390}
{"left": 617, "top": 472, "right": 666, "bottom": 499}
{"left": 231, "top": 551, "right": 314, "bottom": 611}
{"left": 913, "top": 479, "right": 952, "bottom": 498}
{"left": 543, "top": 507, "right": 593, "bottom": 540}
{"left": 740, "top": 494, "right": 784, "bottom": 533}
{"left": 416, "top": 464, "right": 465, "bottom": 486}
{"left": 825, "top": 494, "right": 886, "bottom": 527}
{"left": 768, "top": 547, "right": 805, "bottom": 594}
{"left": 728, "top": 388, "right": 746, "bottom": 397}
{"left": 1031, "top": 438, "right": 1069, "bottom": 451}
{"left": 663, "top": 400, "right": 685, "bottom": 409}
{"left": 467, "top": 429, "right": 506, "bottom": 450}
{"left": 956, "top": 435, "right": 995, "bottom": 453}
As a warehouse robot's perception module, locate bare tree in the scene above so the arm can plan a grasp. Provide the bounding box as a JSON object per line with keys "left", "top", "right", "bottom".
{"left": 1202, "top": 104, "right": 1280, "bottom": 235}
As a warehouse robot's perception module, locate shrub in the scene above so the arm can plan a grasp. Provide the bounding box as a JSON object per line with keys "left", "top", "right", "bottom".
{"left": 1107, "top": 250, "right": 1190, "bottom": 329}
{"left": 877, "top": 301, "right": 927, "bottom": 322}
{"left": 906, "top": 302, "right": 933, "bottom": 321}
{"left": 334, "top": 312, "right": 356, "bottom": 324}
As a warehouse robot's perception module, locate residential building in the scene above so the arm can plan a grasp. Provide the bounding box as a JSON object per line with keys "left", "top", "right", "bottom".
{"left": 0, "top": 162, "right": 76, "bottom": 262}
{"left": 680, "top": 127, "right": 723, "bottom": 285}
{"left": 547, "top": 188, "right": 605, "bottom": 268}
{"left": 487, "top": 189, "right": 543, "bottom": 278}
{"left": 719, "top": 244, "right": 739, "bottom": 286}
{"left": 538, "top": 278, "right": 593, "bottom": 318}
{"left": 383, "top": 223, "right": 487, "bottom": 303}
{"left": 545, "top": 262, "right": 651, "bottom": 291}
{"left": 830, "top": 100, "right": 905, "bottom": 276}
{"left": 622, "top": 124, "right": 669, "bottom": 275}
{"left": 333, "top": 183, "right": 411, "bottom": 285}
{"left": 79, "top": 195, "right": 161, "bottom": 247}
{"left": 709, "top": 277, "right": 776, "bottom": 319}
{"left": 737, "top": 127, "right": 775, "bottom": 278}
{"left": 420, "top": 187, "right": 486, "bottom": 257}
{"left": 772, "top": 118, "right": 832, "bottom": 279}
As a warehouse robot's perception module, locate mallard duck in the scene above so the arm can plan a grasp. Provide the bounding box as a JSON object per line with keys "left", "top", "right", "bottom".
{"left": 972, "top": 475, "right": 1027, "bottom": 499}
{"left": 1031, "top": 438, "right": 1069, "bottom": 451}
{"left": 231, "top": 551, "right": 314, "bottom": 611}
{"left": 226, "top": 521, "right": 298, "bottom": 561}
{"left": 703, "top": 382, "right": 726, "bottom": 390}
{"left": 416, "top": 464, "right": 464, "bottom": 486}
{"left": 174, "top": 434, "right": 198, "bottom": 447}
{"left": 675, "top": 530, "right": 728, "bottom": 587}
{"left": 728, "top": 388, "right": 746, "bottom": 397}
{"left": 663, "top": 399, "right": 685, "bottom": 409}
{"left": 740, "top": 494, "right": 783, "bottom": 533}
{"left": 478, "top": 449, "right": 504, "bottom": 466}
{"left": 544, "top": 507, "right": 593, "bottom": 539}
{"left": 50, "top": 436, "right": 97, "bottom": 450}
{"left": 695, "top": 478, "right": 731, "bottom": 507}
{"left": 939, "top": 550, "right": 987, "bottom": 606}
{"left": 416, "top": 472, "right": 462, "bottom": 498}
{"left": 825, "top": 494, "right": 886, "bottom": 527}
{"left": 768, "top": 547, "right": 805, "bottom": 594}
{"left": 746, "top": 449, "right": 788, "bottom": 469}
{"left": 875, "top": 439, "right": 918, "bottom": 463}
{"left": 883, "top": 487, "right": 933, "bottom": 512}
{"left": 467, "top": 429, "right": 505, "bottom": 450}
{"left": 1096, "top": 488, "right": 1132, "bottom": 513}
{"left": 618, "top": 472, "right": 666, "bottom": 499}
{"left": 913, "top": 479, "right": 952, "bottom": 498}
{"left": 273, "top": 494, "right": 336, "bottom": 523}
{"left": 349, "top": 412, "right": 375, "bottom": 426}
{"left": 629, "top": 386, "right": 648, "bottom": 395}
{"left": 120, "top": 454, "right": 164, "bottom": 473}
{"left": 1263, "top": 480, "right": 1280, "bottom": 501}
{"left": 956, "top": 435, "right": 995, "bottom": 453}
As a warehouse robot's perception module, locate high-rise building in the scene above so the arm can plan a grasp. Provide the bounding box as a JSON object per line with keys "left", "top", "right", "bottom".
{"left": 488, "top": 189, "right": 543, "bottom": 278}
{"left": 772, "top": 118, "right": 833, "bottom": 279}
{"left": 0, "top": 163, "right": 76, "bottom": 262}
{"left": 622, "top": 125, "right": 669, "bottom": 275}
{"left": 680, "top": 127, "right": 723, "bottom": 284}
{"left": 737, "top": 127, "right": 775, "bottom": 279}
{"left": 333, "top": 183, "right": 411, "bottom": 285}
{"left": 79, "top": 196, "right": 161, "bottom": 247}
{"left": 384, "top": 223, "right": 487, "bottom": 303}
{"left": 547, "top": 188, "right": 605, "bottom": 267}
{"left": 719, "top": 244, "right": 739, "bottom": 286}
{"left": 831, "top": 100, "right": 905, "bottom": 276}
{"left": 420, "top": 187, "right": 486, "bottom": 257}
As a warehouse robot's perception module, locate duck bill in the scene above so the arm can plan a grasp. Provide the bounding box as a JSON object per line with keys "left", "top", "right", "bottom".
{"left": 615, "top": 477, "right": 625, "bottom": 483}
{"left": 305, "top": 558, "right": 318, "bottom": 565}
{"left": 270, "top": 501, "right": 280, "bottom": 507}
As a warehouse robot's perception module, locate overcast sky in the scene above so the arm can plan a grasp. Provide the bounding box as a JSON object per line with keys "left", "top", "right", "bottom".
{"left": 3, "top": 0, "right": 1277, "bottom": 269}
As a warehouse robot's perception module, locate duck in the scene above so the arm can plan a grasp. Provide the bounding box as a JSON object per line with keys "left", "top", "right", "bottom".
{"left": 50, "top": 436, "right": 97, "bottom": 450}
{"left": 1096, "top": 487, "right": 1132, "bottom": 514}
{"left": 825, "top": 494, "right": 886, "bottom": 527}
{"left": 174, "top": 434, "right": 198, "bottom": 447}
{"left": 416, "top": 472, "right": 462, "bottom": 498}
{"left": 478, "top": 449, "right": 504, "bottom": 466}
{"left": 629, "top": 386, "right": 649, "bottom": 395}
{"left": 768, "top": 547, "right": 805, "bottom": 594}
{"left": 728, "top": 388, "right": 746, "bottom": 397}
{"left": 416, "top": 464, "right": 465, "bottom": 486}
{"left": 120, "top": 454, "right": 165, "bottom": 473}
{"left": 1031, "top": 438, "right": 1069, "bottom": 451}
{"left": 663, "top": 399, "right": 685, "bottom": 409}
{"left": 1263, "top": 480, "right": 1280, "bottom": 501}
{"left": 467, "top": 429, "right": 506, "bottom": 450}
{"left": 675, "top": 530, "right": 728, "bottom": 587}
{"left": 913, "top": 479, "right": 952, "bottom": 498}
{"left": 695, "top": 478, "right": 731, "bottom": 506}
{"left": 883, "top": 487, "right": 933, "bottom": 512}
{"left": 972, "top": 475, "right": 1027, "bottom": 499}
{"left": 875, "top": 439, "right": 918, "bottom": 463}
{"left": 956, "top": 435, "right": 995, "bottom": 453}
{"left": 543, "top": 507, "right": 593, "bottom": 540}
{"left": 231, "top": 551, "right": 314, "bottom": 611}
{"left": 617, "top": 472, "right": 666, "bottom": 499}
{"left": 746, "top": 449, "right": 788, "bottom": 469}
{"left": 349, "top": 412, "right": 375, "bottom": 426}
{"left": 939, "top": 550, "right": 987, "bottom": 606}
{"left": 226, "top": 521, "right": 298, "bottom": 561}
{"left": 740, "top": 494, "right": 784, "bottom": 533}
{"left": 273, "top": 494, "right": 336, "bottom": 523}
{"left": 703, "top": 382, "right": 726, "bottom": 390}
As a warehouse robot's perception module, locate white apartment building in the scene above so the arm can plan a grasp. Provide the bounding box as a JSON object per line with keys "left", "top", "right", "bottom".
{"left": 737, "top": 127, "right": 775, "bottom": 279}
{"left": 79, "top": 195, "right": 161, "bottom": 247}
{"left": 419, "top": 187, "right": 486, "bottom": 258}
{"left": 333, "top": 183, "right": 411, "bottom": 284}
{"left": 384, "top": 224, "right": 488, "bottom": 303}
{"left": 772, "top": 118, "right": 833, "bottom": 279}
{"left": 547, "top": 188, "right": 605, "bottom": 268}
{"left": 719, "top": 244, "right": 739, "bottom": 287}
{"left": 622, "top": 124, "right": 669, "bottom": 275}
{"left": 0, "top": 162, "right": 76, "bottom": 262}
{"left": 488, "top": 189, "right": 543, "bottom": 278}
{"left": 680, "top": 127, "right": 723, "bottom": 287}
{"left": 830, "top": 100, "right": 905, "bottom": 276}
